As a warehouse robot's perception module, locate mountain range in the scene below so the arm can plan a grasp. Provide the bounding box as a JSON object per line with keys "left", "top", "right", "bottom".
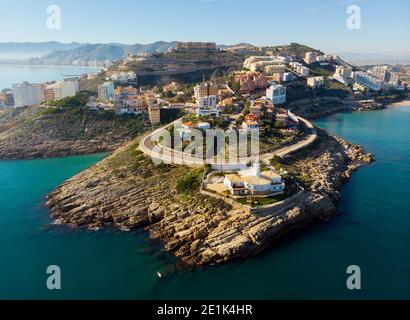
{"left": 0, "top": 41, "right": 254, "bottom": 66}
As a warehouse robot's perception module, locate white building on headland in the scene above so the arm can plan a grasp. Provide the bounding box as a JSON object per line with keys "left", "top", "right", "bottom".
{"left": 12, "top": 82, "right": 45, "bottom": 108}
{"left": 266, "top": 84, "right": 287, "bottom": 105}
{"left": 98, "top": 81, "right": 115, "bottom": 101}
{"left": 223, "top": 160, "right": 286, "bottom": 196}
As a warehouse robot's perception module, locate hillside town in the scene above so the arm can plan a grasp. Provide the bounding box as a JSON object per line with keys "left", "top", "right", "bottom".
{"left": 2, "top": 43, "right": 408, "bottom": 120}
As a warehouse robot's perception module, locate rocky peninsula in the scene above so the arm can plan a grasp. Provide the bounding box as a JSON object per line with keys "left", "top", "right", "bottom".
{"left": 47, "top": 128, "right": 373, "bottom": 266}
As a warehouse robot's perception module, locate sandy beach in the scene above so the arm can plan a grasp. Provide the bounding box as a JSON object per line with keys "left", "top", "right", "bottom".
{"left": 389, "top": 100, "right": 410, "bottom": 107}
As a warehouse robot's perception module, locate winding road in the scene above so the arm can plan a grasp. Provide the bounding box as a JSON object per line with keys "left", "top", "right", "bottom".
{"left": 139, "top": 116, "right": 317, "bottom": 168}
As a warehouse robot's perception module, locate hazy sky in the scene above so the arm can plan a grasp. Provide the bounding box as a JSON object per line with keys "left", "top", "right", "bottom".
{"left": 1, "top": 0, "right": 409, "bottom": 55}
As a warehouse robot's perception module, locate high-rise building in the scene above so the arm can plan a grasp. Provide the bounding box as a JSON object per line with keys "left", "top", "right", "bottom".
{"left": 148, "top": 104, "right": 161, "bottom": 126}
{"left": 194, "top": 83, "right": 219, "bottom": 99}
{"left": 369, "top": 66, "right": 390, "bottom": 82}
{"left": 266, "top": 85, "right": 287, "bottom": 105}
{"left": 304, "top": 52, "right": 318, "bottom": 65}
{"left": 98, "top": 82, "right": 115, "bottom": 101}
{"left": 12, "top": 82, "right": 45, "bottom": 108}
{"left": 307, "top": 77, "right": 325, "bottom": 88}
{"left": 44, "top": 80, "right": 79, "bottom": 101}
{"left": 196, "top": 96, "right": 220, "bottom": 117}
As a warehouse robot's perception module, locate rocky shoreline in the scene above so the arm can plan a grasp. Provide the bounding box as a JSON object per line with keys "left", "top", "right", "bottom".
{"left": 47, "top": 129, "right": 373, "bottom": 266}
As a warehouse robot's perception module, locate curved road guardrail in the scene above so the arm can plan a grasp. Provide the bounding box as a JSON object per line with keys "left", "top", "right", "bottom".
{"left": 139, "top": 116, "right": 317, "bottom": 168}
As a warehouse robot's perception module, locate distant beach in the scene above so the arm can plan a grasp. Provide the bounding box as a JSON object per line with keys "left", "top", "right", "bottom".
{"left": 389, "top": 99, "right": 410, "bottom": 107}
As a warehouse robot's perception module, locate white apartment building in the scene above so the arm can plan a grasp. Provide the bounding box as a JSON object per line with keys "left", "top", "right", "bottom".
{"left": 110, "top": 71, "right": 137, "bottom": 83}
{"left": 369, "top": 66, "right": 390, "bottom": 82}
{"left": 297, "top": 66, "right": 310, "bottom": 76}
{"left": 196, "top": 95, "right": 220, "bottom": 117}
{"left": 333, "top": 66, "right": 352, "bottom": 84}
{"left": 289, "top": 62, "right": 302, "bottom": 69}
{"left": 307, "top": 76, "right": 325, "bottom": 88}
{"left": 266, "top": 85, "right": 287, "bottom": 105}
{"left": 98, "top": 82, "right": 115, "bottom": 101}
{"left": 243, "top": 56, "right": 273, "bottom": 69}
{"left": 304, "top": 52, "right": 318, "bottom": 65}
{"left": 12, "top": 82, "right": 45, "bottom": 108}
{"left": 197, "top": 95, "right": 217, "bottom": 108}
{"left": 264, "top": 64, "right": 287, "bottom": 74}
{"left": 352, "top": 72, "right": 382, "bottom": 91}
{"left": 45, "top": 80, "right": 79, "bottom": 101}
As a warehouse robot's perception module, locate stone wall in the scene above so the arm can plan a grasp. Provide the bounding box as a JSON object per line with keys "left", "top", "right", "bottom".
{"left": 249, "top": 188, "right": 306, "bottom": 216}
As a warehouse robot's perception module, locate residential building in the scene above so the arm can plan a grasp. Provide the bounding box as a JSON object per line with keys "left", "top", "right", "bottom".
{"left": 44, "top": 80, "right": 79, "bottom": 101}
{"left": 197, "top": 95, "right": 220, "bottom": 117}
{"left": 297, "top": 66, "right": 310, "bottom": 76}
{"left": 289, "top": 62, "right": 302, "bottom": 69}
{"left": 176, "top": 42, "right": 216, "bottom": 50}
{"left": 194, "top": 83, "right": 219, "bottom": 99}
{"left": 197, "top": 95, "right": 217, "bottom": 108}
{"left": 243, "top": 56, "right": 273, "bottom": 69}
{"left": 12, "top": 82, "right": 45, "bottom": 108}
{"left": 1, "top": 89, "right": 15, "bottom": 107}
{"left": 352, "top": 72, "right": 382, "bottom": 91}
{"left": 270, "top": 73, "right": 284, "bottom": 83}
{"left": 333, "top": 66, "right": 352, "bottom": 84}
{"left": 235, "top": 73, "right": 268, "bottom": 94}
{"left": 369, "top": 66, "right": 390, "bottom": 82}
{"left": 98, "top": 82, "right": 115, "bottom": 101}
{"left": 307, "top": 76, "right": 325, "bottom": 88}
{"left": 148, "top": 104, "right": 161, "bottom": 125}
{"left": 266, "top": 84, "right": 287, "bottom": 104}
{"left": 283, "top": 72, "right": 294, "bottom": 82}
{"left": 110, "top": 71, "right": 137, "bottom": 83}
{"left": 250, "top": 104, "right": 263, "bottom": 118}
{"left": 264, "top": 64, "right": 287, "bottom": 75}
{"left": 304, "top": 52, "right": 318, "bottom": 64}
{"left": 242, "top": 120, "right": 259, "bottom": 131}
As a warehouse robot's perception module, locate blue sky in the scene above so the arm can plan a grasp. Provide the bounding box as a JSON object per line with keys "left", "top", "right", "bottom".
{"left": 0, "top": 0, "right": 409, "bottom": 55}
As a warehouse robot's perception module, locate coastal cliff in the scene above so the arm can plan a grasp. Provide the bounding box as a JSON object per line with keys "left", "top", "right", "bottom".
{"left": 47, "top": 129, "right": 373, "bottom": 266}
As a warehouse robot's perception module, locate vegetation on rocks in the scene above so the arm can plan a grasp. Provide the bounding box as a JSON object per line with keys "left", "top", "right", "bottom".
{"left": 0, "top": 96, "right": 146, "bottom": 159}
{"left": 176, "top": 169, "right": 204, "bottom": 194}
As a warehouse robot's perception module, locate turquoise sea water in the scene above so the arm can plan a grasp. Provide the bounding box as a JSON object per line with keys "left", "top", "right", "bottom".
{"left": 0, "top": 65, "right": 98, "bottom": 90}
{"left": 0, "top": 106, "right": 409, "bottom": 300}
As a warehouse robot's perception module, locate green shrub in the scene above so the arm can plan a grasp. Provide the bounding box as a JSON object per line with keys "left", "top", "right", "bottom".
{"left": 176, "top": 169, "right": 203, "bottom": 193}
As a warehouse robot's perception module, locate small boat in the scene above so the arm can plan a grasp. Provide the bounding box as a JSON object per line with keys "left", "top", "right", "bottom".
{"left": 157, "top": 272, "right": 163, "bottom": 279}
